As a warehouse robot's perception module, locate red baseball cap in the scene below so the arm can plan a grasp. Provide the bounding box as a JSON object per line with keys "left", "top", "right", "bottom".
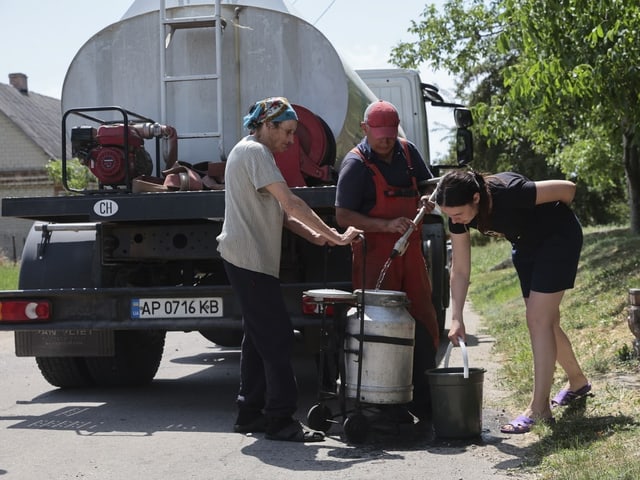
{"left": 364, "top": 100, "right": 400, "bottom": 139}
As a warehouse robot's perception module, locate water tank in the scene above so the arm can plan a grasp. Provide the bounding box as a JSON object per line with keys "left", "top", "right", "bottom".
{"left": 61, "top": 0, "right": 378, "bottom": 169}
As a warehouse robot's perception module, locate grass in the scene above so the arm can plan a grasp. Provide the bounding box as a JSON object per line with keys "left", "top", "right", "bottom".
{"left": 468, "top": 225, "right": 640, "bottom": 479}
{"left": 0, "top": 257, "right": 18, "bottom": 290}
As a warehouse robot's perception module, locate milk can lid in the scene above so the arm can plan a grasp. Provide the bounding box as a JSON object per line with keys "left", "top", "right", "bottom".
{"left": 303, "top": 289, "right": 356, "bottom": 301}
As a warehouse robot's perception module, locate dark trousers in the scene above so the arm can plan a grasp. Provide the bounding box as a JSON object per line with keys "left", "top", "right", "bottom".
{"left": 223, "top": 260, "right": 297, "bottom": 419}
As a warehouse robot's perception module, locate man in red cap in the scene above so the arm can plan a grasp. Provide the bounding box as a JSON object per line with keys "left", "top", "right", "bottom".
{"left": 335, "top": 100, "right": 439, "bottom": 426}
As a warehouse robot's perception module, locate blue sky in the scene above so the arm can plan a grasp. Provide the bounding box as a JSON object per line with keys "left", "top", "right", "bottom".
{"left": 0, "top": 0, "right": 454, "bottom": 156}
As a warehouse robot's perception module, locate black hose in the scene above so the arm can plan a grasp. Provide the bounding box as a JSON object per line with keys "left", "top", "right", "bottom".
{"left": 356, "top": 233, "right": 366, "bottom": 405}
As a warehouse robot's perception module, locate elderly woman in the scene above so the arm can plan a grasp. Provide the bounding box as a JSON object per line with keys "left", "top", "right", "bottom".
{"left": 216, "top": 97, "right": 361, "bottom": 442}
{"left": 433, "top": 169, "right": 591, "bottom": 434}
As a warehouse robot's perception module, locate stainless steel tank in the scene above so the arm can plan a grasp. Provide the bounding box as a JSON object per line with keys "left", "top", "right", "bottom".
{"left": 344, "top": 289, "right": 415, "bottom": 404}
{"left": 61, "top": 0, "right": 378, "bottom": 169}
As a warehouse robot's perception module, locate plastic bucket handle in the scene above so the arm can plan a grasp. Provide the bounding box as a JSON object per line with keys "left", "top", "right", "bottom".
{"left": 443, "top": 337, "right": 469, "bottom": 379}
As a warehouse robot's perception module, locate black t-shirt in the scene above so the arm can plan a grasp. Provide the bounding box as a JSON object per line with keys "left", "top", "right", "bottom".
{"left": 335, "top": 138, "right": 433, "bottom": 214}
{"left": 448, "top": 172, "right": 576, "bottom": 246}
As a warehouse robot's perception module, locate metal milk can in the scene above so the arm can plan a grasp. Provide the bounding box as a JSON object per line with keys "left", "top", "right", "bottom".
{"left": 344, "top": 289, "right": 415, "bottom": 404}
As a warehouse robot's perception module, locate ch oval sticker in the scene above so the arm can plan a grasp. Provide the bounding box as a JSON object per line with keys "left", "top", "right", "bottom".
{"left": 93, "top": 199, "right": 119, "bottom": 217}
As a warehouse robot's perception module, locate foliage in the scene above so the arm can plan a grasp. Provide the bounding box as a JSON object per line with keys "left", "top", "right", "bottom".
{"left": 390, "top": 0, "right": 639, "bottom": 228}
{"left": 496, "top": 1, "right": 637, "bottom": 181}
{"left": 45, "top": 158, "right": 95, "bottom": 191}
{"left": 0, "top": 262, "right": 19, "bottom": 290}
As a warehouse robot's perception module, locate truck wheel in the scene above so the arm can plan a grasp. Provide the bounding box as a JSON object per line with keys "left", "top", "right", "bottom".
{"left": 84, "top": 330, "right": 166, "bottom": 387}
{"left": 423, "top": 224, "right": 448, "bottom": 333}
{"left": 35, "top": 357, "right": 95, "bottom": 388}
{"left": 429, "top": 237, "right": 447, "bottom": 333}
{"left": 199, "top": 329, "right": 244, "bottom": 347}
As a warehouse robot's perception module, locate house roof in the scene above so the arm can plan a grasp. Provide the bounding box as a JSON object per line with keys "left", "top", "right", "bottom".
{"left": 0, "top": 80, "right": 63, "bottom": 160}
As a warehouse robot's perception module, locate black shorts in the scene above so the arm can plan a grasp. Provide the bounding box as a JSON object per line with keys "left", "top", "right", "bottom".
{"left": 511, "top": 217, "right": 583, "bottom": 298}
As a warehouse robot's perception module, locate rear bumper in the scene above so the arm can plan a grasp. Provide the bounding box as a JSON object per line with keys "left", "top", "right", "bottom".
{"left": 0, "top": 282, "right": 351, "bottom": 332}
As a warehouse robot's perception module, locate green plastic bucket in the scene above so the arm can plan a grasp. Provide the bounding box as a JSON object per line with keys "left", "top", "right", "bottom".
{"left": 426, "top": 339, "right": 486, "bottom": 439}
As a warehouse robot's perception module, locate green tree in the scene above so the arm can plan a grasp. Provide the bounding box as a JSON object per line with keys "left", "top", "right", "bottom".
{"left": 392, "top": 0, "right": 635, "bottom": 229}
{"left": 499, "top": 0, "right": 638, "bottom": 230}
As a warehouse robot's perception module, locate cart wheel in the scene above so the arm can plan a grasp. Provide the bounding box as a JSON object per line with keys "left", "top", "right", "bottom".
{"left": 307, "top": 404, "right": 333, "bottom": 433}
{"left": 343, "top": 413, "right": 370, "bottom": 444}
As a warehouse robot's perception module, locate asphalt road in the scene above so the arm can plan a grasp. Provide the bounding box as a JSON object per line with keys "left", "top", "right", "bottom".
{"left": 0, "top": 303, "right": 535, "bottom": 480}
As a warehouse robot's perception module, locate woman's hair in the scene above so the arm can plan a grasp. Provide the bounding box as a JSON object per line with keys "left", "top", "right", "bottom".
{"left": 434, "top": 169, "right": 493, "bottom": 232}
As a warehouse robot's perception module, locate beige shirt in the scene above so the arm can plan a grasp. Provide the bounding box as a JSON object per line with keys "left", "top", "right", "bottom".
{"left": 216, "top": 135, "right": 285, "bottom": 277}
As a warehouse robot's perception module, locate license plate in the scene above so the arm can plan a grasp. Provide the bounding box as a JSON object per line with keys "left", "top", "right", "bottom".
{"left": 131, "top": 297, "right": 222, "bottom": 319}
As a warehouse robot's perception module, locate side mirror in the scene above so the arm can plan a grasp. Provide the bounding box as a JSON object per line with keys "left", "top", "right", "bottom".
{"left": 457, "top": 128, "right": 473, "bottom": 166}
{"left": 454, "top": 108, "right": 473, "bottom": 128}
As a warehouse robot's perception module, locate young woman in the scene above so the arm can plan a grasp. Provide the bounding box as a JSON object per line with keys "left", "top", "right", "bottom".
{"left": 433, "top": 169, "right": 591, "bottom": 434}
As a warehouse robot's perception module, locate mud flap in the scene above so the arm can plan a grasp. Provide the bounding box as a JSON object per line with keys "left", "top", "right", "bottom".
{"left": 15, "top": 330, "right": 114, "bottom": 357}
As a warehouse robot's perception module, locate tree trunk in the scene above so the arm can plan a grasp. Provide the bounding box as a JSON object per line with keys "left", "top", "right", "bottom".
{"left": 623, "top": 130, "right": 640, "bottom": 234}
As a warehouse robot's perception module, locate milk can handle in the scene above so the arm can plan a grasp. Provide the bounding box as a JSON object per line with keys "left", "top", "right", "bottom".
{"left": 380, "top": 298, "right": 409, "bottom": 307}
{"left": 444, "top": 337, "right": 469, "bottom": 379}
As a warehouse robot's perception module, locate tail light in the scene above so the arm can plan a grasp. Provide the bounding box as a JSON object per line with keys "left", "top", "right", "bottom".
{"left": 0, "top": 300, "right": 51, "bottom": 322}
{"left": 302, "top": 296, "right": 335, "bottom": 316}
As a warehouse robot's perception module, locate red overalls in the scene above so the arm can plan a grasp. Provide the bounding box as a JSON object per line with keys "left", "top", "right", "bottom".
{"left": 350, "top": 143, "right": 439, "bottom": 348}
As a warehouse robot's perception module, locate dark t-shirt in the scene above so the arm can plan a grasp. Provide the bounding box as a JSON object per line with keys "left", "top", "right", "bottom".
{"left": 448, "top": 172, "right": 576, "bottom": 247}
{"left": 335, "top": 138, "right": 433, "bottom": 214}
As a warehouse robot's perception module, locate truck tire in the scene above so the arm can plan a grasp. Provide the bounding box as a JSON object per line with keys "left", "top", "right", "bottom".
{"left": 422, "top": 223, "right": 448, "bottom": 333}
{"left": 35, "top": 357, "right": 95, "bottom": 388}
{"left": 84, "top": 330, "right": 166, "bottom": 386}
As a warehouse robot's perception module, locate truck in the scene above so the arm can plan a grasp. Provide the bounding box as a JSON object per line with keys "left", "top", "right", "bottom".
{"left": 0, "top": 0, "right": 472, "bottom": 388}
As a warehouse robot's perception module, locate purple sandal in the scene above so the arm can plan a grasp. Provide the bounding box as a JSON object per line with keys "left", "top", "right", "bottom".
{"left": 551, "top": 383, "right": 592, "bottom": 408}
{"left": 500, "top": 414, "right": 555, "bottom": 434}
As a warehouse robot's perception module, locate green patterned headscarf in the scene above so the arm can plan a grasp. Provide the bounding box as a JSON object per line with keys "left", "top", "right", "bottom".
{"left": 243, "top": 97, "right": 298, "bottom": 130}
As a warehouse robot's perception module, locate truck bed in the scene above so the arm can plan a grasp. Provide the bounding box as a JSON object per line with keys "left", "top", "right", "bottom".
{"left": 0, "top": 184, "right": 352, "bottom": 340}
{"left": 2, "top": 186, "right": 339, "bottom": 223}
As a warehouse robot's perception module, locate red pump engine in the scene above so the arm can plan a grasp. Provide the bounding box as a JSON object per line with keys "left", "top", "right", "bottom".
{"left": 71, "top": 124, "right": 153, "bottom": 185}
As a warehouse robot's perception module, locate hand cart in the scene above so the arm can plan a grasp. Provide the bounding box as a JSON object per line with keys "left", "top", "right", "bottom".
{"left": 303, "top": 288, "right": 416, "bottom": 444}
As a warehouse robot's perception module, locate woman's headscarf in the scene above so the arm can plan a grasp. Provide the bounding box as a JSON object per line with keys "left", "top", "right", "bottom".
{"left": 243, "top": 97, "right": 298, "bottom": 130}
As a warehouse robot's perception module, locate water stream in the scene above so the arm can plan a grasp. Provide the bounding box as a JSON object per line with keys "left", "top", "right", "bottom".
{"left": 375, "top": 257, "right": 394, "bottom": 290}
